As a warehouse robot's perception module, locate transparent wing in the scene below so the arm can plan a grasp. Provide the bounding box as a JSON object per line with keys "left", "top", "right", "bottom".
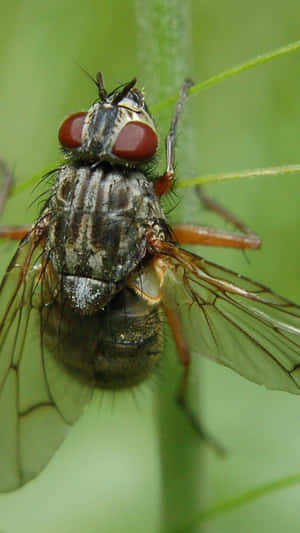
{"left": 0, "top": 227, "right": 91, "bottom": 492}
{"left": 156, "top": 242, "right": 300, "bottom": 394}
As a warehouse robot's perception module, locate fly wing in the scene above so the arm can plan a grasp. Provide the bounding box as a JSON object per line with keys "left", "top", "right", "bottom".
{"left": 156, "top": 242, "right": 300, "bottom": 394}
{"left": 0, "top": 226, "right": 91, "bottom": 492}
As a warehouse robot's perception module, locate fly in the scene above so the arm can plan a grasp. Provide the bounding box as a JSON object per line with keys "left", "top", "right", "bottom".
{"left": 1, "top": 73, "right": 300, "bottom": 491}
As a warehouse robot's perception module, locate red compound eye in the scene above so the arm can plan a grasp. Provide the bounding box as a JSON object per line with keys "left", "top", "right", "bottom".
{"left": 112, "top": 121, "right": 158, "bottom": 161}
{"left": 58, "top": 112, "right": 87, "bottom": 148}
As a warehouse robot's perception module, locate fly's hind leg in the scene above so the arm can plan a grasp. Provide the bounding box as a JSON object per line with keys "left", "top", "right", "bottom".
{"left": 0, "top": 161, "right": 32, "bottom": 239}
{"left": 163, "top": 303, "right": 226, "bottom": 456}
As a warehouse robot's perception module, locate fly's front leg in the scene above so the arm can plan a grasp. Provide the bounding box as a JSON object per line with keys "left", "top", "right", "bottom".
{"left": 163, "top": 303, "right": 226, "bottom": 456}
{"left": 154, "top": 78, "right": 194, "bottom": 196}
{"left": 0, "top": 161, "right": 32, "bottom": 240}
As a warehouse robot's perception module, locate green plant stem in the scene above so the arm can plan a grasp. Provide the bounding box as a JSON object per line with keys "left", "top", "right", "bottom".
{"left": 175, "top": 472, "right": 300, "bottom": 532}
{"left": 135, "top": 1, "right": 201, "bottom": 532}
{"left": 152, "top": 38, "right": 300, "bottom": 113}
{"left": 177, "top": 163, "right": 300, "bottom": 187}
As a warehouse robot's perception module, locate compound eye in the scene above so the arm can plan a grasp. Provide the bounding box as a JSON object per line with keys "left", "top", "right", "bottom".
{"left": 58, "top": 112, "right": 87, "bottom": 148}
{"left": 112, "top": 121, "right": 158, "bottom": 161}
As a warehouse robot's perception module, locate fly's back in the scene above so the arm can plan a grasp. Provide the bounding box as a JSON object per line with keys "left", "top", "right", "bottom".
{"left": 46, "top": 74, "right": 167, "bottom": 315}
{"left": 40, "top": 73, "right": 167, "bottom": 390}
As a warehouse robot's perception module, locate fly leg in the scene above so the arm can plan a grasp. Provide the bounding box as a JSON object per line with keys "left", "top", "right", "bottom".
{"left": 0, "top": 161, "right": 32, "bottom": 239}
{"left": 172, "top": 184, "right": 262, "bottom": 249}
{"left": 193, "top": 186, "right": 262, "bottom": 247}
{"left": 163, "top": 303, "right": 226, "bottom": 456}
{"left": 152, "top": 76, "right": 262, "bottom": 250}
{"left": 171, "top": 223, "right": 261, "bottom": 249}
{"left": 154, "top": 78, "right": 194, "bottom": 196}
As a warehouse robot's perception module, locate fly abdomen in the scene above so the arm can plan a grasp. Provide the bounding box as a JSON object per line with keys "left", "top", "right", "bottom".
{"left": 94, "top": 309, "right": 162, "bottom": 389}
{"left": 43, "top": 286, "right": 162, "bottom": 389}
{"left": 93, "top": 287, "right": 162, "bottom": 388}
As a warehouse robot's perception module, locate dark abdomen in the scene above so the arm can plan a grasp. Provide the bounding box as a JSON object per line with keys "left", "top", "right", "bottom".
{"left": 43, "top": 287, "right": 162, "bottom": 389}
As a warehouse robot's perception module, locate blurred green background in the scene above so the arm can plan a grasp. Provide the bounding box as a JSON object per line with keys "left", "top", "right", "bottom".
{"left": 1, "top": 1, "right": 300, "bottom": 532}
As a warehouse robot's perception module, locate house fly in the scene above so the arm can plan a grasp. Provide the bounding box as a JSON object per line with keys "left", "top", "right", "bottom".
{"left": 1, "top": 73, "right": 300, "bottom": 491}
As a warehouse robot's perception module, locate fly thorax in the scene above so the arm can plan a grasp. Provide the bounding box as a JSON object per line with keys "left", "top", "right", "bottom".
{"left": 45, "top": 163, "right": 166, "bottom": 314}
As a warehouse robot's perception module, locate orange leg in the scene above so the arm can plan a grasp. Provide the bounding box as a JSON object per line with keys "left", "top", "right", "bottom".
{"left": 0, "top": 162, "right": 31, "bottom": 240}
{"left": 163, "top": 303, "right": 226, "bottom": 456}
{"left": 0, "top": 225, "right": 32, "bottom": 239}
{"left": 172, "top": 223, "right": 261, "bottom": 249}
{"left": 196, "top": 186, "right": 261, "bottom": 243}
{"left": 172, "top": 184, "right": 262, "bottom": 249}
